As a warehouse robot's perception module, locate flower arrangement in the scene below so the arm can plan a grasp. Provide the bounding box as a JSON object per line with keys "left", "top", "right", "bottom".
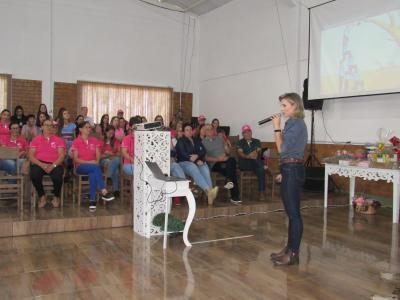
{"left": 352, "top": 196, "right": 381, "bottom": 215}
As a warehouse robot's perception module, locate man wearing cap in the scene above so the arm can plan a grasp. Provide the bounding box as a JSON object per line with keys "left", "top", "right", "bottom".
{"left": 237, "top": 124, "right": 266, "bottom": 201}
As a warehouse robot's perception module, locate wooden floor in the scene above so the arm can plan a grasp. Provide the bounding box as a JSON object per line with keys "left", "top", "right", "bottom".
{"left": 0, "top": 202, "right": 398, "bottom": 299}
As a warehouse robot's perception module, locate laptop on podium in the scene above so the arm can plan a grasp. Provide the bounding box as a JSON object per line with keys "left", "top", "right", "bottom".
{"left": 145, "top": 161, "right": 187, "bottom": 182}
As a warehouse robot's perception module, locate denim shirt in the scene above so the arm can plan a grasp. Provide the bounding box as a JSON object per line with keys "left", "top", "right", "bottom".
{"left": 280, "top": 118, "right": 307, "bottom": 159}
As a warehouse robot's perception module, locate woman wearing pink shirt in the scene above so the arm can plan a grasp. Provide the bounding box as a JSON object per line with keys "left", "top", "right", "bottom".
{"left": 72, "top": 121, "right": 115, "bottom": 211}
{"left": 0, "top": 122, "right": 28, "bottom": 175}
{"left": 100, "top": 125, "right": 121, "bottom": 196}
{"left": 110, "top": 117, "right": 125, "bottom": 142}
{"left": 121, "top": 116, "right": 142, "bottom": 176}
{"left": 29, "top": 119, "right": 65, "bottom": 208}
{"left": 0, "top": 109, "right": 11, "bottom": 140}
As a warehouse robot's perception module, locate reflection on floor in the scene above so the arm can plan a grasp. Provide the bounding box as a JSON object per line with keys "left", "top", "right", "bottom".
{"left": 0, "top": 187, "right": 332, "bottom": 237}
{"left": 0, "top": 205, "right": 398, "bottom": 299}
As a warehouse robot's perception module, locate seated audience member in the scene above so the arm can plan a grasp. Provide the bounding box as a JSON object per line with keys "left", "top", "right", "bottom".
{"left": 80, "top": 106, "right": 94, "bottom": 127}
{"left": 117, "top": 109, "right": 127, "bottom": 125}
{"left": 0, "top": 122, "right": 28, "bottom": 175}
{"left": 176, "top": 123, "right": 218, "bottom": 205}
{"left": 100, "top": 125, "right": 121, "bottom": 196}
{"left": 56, "top": 108, "right": 76, "bottom": 152}
{"left": 118, "top": 117, "right": 126, "bottom": 133}
{"left": 29, "top": 119, "right": 65, "bottom": 208}
{"left": 203, "top": 124, "right": 241, "bottom": 204}
{"left": 75, "top": 115, "right": 85, "bottom": 126}
{"left": 192, "top": 114, "right": 206, "bottom": 137}
{"left": 154, "top": 115, "right": 164, "bottom": 126}
{"left": 36, "top": 103, "right": 50, "bottom": 122}
{"left": 141, "top": 116, "right": 147, "bottom": 123}
{"left": 72, "top": 121, "right": 115, "bottom": 211}
{"left": 11, "top": 105, "right": 27, "bottom": 127}
{"left": 121, "top": 116, "right": 142, "bottom": 176}
{"left": 110, "top": 116, "right": 124, "bottom": 142}
{"left": 97, "top": 114, "right": 109, "bottom": 135}
{"left": 211, "top": 118, "right": 220, "bottom": 136}
{"left": 21, "top": 114, "right": 39, "bottom": 142}
{"left": 217, "top": 127, "right": 232, "bottom": 153}
{"left": 37, "top": 112, "right": 49, "bottom": 134}
{"left": 237, "top": 124, "right": 266, "bottom": 200}
{"left": 0, "top": 109, "right": 11, "bottom": 139}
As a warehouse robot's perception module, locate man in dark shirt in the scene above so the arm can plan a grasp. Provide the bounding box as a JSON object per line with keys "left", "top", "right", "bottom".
{"left": 237, "top": 124, "right": 266, "bottom": 201}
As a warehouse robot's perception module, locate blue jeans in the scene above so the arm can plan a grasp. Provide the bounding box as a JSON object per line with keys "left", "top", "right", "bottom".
{"left": 123, "top": 164, "right": 134, "bottom": 176}
{"left": 0, "top": 158, "right": 25, "bottom": 175}
{"left": 76, "top": 164, "right": 105, "bottom": 202}
{"left": 179, "top": 161, "right": 212, "bottom": 191}
{"left": 239, "top": 158, "right": 265, "bottom": 192}
{"left": 171, "top": 162, "right": 186, "bottom": 178}
{"left": 101, "top": 157, "right": 120, "bottom": 191}
{"left": 280, "top": 163, "right": 305, "bottom": 252}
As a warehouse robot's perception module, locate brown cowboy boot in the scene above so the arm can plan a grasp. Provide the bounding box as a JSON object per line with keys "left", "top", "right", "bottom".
{"left": 270, "top": 246, "right": 288, "bottom": 260}
{"left": 272, "top": 249, "right": 299, "bottom": 266}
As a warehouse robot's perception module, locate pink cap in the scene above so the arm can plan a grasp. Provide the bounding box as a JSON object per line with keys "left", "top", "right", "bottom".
{"left": 198, "top": 114, "right": 206, "bottom": 121}
{"left": 241, "top": 124, "right": 252, "bottom": 133}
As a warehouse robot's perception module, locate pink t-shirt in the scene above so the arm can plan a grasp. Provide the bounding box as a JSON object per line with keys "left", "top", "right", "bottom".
{"left": 0, "top": 122, "right": 10, "bottom": 139}
{"left": 121, "top": 133, "right": 134, "bottom": 165}
{"left": 30, "top": 135, "right": 65, "bottom": 163}
{"left": 100, "top": 139, "right": 121, "bottom": 155}
{"left": 115, "top": 128, "right": 125, "bottom": 140}
{"left": 0, "top": 135, "right": 27, "bottom": 153}
{"left": 71, "top": 136, "right": 100, "bottom": 162}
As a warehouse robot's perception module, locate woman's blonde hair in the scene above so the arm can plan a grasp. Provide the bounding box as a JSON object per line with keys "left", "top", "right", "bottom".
{"left": 279, "top": 92, "right": 305, "bottom": 119}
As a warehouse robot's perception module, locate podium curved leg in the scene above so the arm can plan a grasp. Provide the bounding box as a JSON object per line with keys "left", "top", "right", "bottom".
{"left": 183, "top": 190, "right": 196, "bottom": 247}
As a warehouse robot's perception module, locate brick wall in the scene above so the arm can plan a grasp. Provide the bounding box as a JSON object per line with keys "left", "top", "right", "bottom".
{"left": 11, "top": 79, "right": 42, "bottom": 116}
{"left": 53, "top": 82, "right": 77, "bottom": 121}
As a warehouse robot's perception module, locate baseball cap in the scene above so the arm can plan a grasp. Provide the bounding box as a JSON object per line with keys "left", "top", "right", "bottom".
{"left": 241, "top": 124, "right": 252, "bottom": 133}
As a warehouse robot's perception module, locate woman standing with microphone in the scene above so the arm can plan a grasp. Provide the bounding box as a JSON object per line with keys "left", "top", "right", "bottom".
{"left": 270, "top": 93, "right": 307, "bottom": 266}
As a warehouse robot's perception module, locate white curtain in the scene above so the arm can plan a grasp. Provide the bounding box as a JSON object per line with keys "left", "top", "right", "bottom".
{"left": 80, "top": 82, "right": 172, "bottom": 124}
{"left": 0, "top": 75, "right": 7, "bottom": 111}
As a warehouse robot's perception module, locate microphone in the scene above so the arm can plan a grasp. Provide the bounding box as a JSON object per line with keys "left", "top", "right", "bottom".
{"left": 258, "top": 113, "right": 280, "bottom": 125}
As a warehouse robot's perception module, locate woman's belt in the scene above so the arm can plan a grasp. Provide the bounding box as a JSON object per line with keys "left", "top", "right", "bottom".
{"left": 280, "top": 158, "right": 304, "bottom": 164}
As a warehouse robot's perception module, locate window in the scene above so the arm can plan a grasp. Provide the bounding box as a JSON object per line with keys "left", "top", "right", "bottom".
{"left": 0, "top": 75, "right": 8, "bottom": 111}
{"left": 78, "top": 81, "right": 172, "bottom": 125}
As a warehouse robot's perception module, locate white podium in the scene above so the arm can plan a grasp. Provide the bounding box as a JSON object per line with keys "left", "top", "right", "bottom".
{"left": 134, "top": 131, "right": 171, "bottom": 237}
{"left": 133, "top": 131, "right": 196, "bottom": 248}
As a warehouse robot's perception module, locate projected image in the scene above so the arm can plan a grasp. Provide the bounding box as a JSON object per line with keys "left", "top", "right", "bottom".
{"left": 320, "top": 10, "right": 400, "bottom": 97}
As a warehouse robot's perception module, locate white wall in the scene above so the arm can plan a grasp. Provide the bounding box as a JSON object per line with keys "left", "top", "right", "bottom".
{"left": 0, "top": 0, "right": 199, "bottom": 116}
{"left": 199, "top": 0, "right": 400, "bottom": 144}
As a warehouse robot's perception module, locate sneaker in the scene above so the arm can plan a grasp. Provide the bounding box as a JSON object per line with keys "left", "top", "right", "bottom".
{"left": 207, "top": 187, "right": 219, "bottom": 205}
{"left": 224, "top": 181, "right": 234, "bottom": 190}
{"left": 230, "top": 199, "right": 242, "bottom": 205}
{"left": 102, "top": 192, "right": 115, "bottom": 202}
{"left": 89, "top": 202, "right": 97, "bottom": 212}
